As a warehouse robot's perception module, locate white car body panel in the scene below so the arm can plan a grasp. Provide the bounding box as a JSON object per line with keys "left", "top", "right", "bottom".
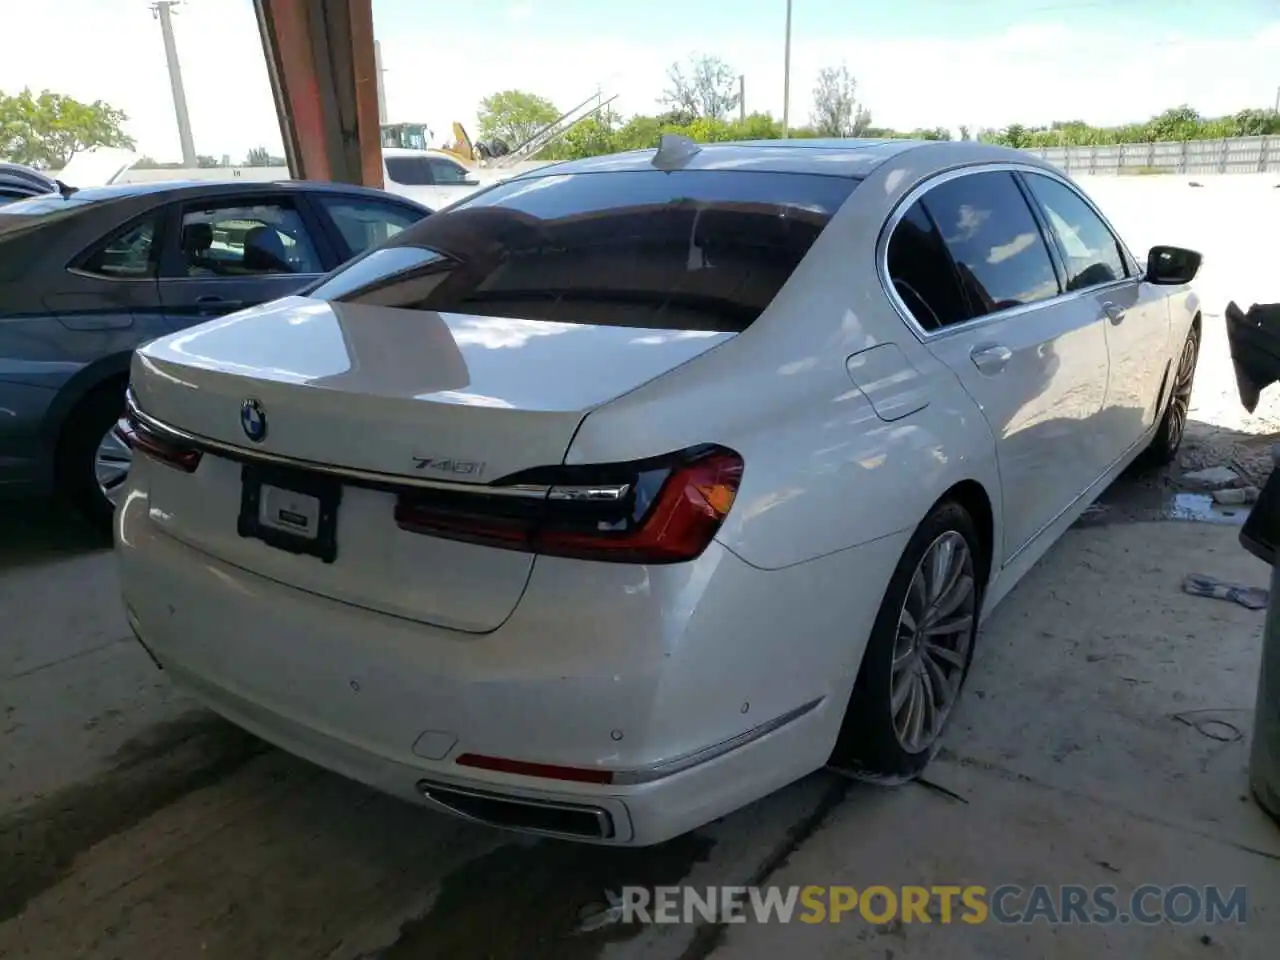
{"left": 116, "top": 139, "right": 1198, "bottom": 845}
{"left": 379, "top": 147, "right": 500, "bottom": 209}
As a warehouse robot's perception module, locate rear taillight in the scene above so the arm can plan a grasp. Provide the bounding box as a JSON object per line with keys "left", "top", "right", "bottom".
{"left": 394, "top": 445, "right": 743, "bottom": 563}
{"left": 114, "top": 409, "right": 202, "bottom": 473}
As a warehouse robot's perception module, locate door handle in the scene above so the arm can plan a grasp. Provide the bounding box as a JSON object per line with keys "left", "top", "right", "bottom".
{"left": 970, "top": 344, "right": 1012, "bottom": 375}
{"left": 195, "top": 296, "right": 243, "bottom": 313}
{"left": 1102, "top": 301, "right": 1126, "bottom": 324}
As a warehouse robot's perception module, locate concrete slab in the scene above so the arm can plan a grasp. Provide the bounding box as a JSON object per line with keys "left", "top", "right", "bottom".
{"left": 1, "top": 512, "right": 1277, "bottom": 958}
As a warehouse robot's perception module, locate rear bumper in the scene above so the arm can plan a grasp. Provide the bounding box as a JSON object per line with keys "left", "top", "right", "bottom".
{"left": 117, "top": 467, "right": 907, "bottom": 844}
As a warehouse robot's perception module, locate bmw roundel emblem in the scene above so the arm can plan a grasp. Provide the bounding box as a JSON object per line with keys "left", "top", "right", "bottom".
{"left": 240, "top": 398, "right": 267, "bottom": 442}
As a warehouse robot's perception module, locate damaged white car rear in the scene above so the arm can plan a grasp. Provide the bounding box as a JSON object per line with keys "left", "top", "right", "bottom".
{"left": 115, "top": 138, "right": 1202, "bottom": 845}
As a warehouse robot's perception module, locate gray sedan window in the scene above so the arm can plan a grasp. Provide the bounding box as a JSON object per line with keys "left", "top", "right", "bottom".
{"left": 79, "top": 215, "right": 161, "bottom": 279}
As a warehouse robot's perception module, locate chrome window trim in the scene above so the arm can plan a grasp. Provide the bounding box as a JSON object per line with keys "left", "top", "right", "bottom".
{"left": 65, "top": 267, "right": 157, "bottom": 284}
{"left": 876, "top": 161, "right": 1143, "bottom": 345}
{"left": 159, "top": 271, "right": 326, "bottom": 284}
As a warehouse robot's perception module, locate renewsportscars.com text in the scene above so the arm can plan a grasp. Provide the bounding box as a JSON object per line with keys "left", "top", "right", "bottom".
{"left": 618, "top": 884, "right": 1248, "bottom": 926}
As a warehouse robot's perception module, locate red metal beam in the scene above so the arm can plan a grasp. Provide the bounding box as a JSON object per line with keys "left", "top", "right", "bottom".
{"left": 253, "top": 0, "right": 383, "bottom": 188}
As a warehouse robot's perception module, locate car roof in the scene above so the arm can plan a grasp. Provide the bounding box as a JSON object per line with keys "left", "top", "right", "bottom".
{"left": 508, "top": 138, "right": 1039, "bottom": 181}
{"left": 56, "top": 178, "right": 427, "bottom": 205}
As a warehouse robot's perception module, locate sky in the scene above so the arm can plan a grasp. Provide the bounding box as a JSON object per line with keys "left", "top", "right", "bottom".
{"left": 1, "top": 0, "right": 1279, "bottom": 164}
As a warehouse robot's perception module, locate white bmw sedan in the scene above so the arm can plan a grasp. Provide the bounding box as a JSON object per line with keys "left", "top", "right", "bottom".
{"left": 115, "top": 138, "right": 1202, "bottom": 846}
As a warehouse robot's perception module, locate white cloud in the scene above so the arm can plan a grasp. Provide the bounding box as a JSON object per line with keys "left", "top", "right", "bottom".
{"left": 987, "top": 232, "right": 1037, "bottom": 265}
{"left": 3, "top": 3, "right": 1279, "bottom": 163}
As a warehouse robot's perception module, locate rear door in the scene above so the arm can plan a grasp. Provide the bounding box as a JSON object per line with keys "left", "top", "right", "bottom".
{"left": 157, "top": 194, "right": 330, "bottom": 326}
{"left": 890, "top": 168, "right": 1111, "bottom": 563}
{"left": 1019, "top": 171, "right": 1171, "bottom": 460}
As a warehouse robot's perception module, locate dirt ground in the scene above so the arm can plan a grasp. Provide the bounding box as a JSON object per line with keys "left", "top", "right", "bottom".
{"left": 2, "top": 174, "right": 1280, "bottom": 959}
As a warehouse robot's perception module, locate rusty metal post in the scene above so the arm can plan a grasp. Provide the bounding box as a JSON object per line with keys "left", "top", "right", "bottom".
{"left": 253, "top": 0, "right": 383, "bottom": 188}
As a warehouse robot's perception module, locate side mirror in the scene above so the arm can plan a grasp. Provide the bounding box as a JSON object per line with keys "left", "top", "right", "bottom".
{"left": 1145, "top": 245, "right": 1202, "bottom": 285}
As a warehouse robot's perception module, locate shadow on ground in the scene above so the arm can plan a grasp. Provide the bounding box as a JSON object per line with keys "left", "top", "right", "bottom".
{"left": 0, "top": 499, "right": 108, "bottom": 573}
{"left": 1079, "top": 417, "right": 1273, "bottom": 529}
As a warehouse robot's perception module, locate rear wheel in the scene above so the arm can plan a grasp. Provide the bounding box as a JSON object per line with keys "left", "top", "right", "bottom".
{"left": 828, "top": 501, "right": 984, "bottom": 780}
{"left": 55, "top": 380, "right": 130, "bottom": 537}
{"left": 1147, "top": 324, "right": 1199, "bottom": 465}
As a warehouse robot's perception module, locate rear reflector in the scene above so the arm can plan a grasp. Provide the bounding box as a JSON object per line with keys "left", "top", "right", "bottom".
{"left": 455, "top": 752, "right": 615, "bottom": 784}
{"left": 115, "top": 408, "right": 202, "bottom": 473}
{"left": 394, "top": 445, "right": 743, "bottom": 564}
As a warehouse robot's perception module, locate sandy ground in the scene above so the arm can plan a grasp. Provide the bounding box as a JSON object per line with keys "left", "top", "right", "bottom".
{"left": 2, "top": 174, "right": 1280, "bottom": 959}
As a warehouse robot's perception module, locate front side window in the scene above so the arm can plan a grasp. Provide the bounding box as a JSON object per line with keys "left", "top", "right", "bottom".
{"left": 175, "top": 201, "right": 322, "bottom": 277}
{"left": 886, "top": 200, "right": 972, "bottom": 331}
{"left": 920, "top": 171, "right": 1060, "bottom": 319}
{"left": 315, "top": 196, "right": 427, "bottom": 257}
{"left": 430, "top": 159, "right": 470, "bottom": 184}
{"left": 1022, "top": 173, "right": 1128, "bottom": 291}
{"left": 311, "top": 169, "right": 859, "bottom": 332}
{"left": 79, "top": 215, "right": 160, "bottom": 279}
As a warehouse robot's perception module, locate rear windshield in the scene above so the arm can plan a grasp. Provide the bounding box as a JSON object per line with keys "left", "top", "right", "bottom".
{"left": 312, "top": 169, "right": 858, "bottom": 332}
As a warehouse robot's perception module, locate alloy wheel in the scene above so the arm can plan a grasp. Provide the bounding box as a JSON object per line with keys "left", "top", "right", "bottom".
{"left": 1166, "top": 333, "right": 1198, "bottom": 453}
{"left": 890, "top": 530, "right": 976, "bottom": 753}
{"left": 95, "top": 421, "right": 132, "bottom": 506}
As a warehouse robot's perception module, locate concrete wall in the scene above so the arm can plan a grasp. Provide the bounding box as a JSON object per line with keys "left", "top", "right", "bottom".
{"left": 1030, "top": 136, "right": 1280, "bottom": 176}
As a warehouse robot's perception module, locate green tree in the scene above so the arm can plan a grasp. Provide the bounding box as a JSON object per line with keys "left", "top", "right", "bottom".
{"left": 0, "top": 88, "right": 134, "bottom": 168}
{"left": 810, "top": 65, "right": 871, "bottom": 137}
{"left": 661, "top": 54, "right": 741, "bottom": 120}
{"left": 477, "top": 90, "right": 559, "bottom": 150}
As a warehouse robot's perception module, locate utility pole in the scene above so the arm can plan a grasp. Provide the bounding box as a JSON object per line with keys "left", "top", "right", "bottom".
{"left": 781, "top": 0, "right": 793, "bottom": 137}
{"left": 739, "top": 74, "right": 746, "bottom": 122}
{"left": 375, "top": 40, "right": 388, "bottom": 124}
{"left": 1274, "top": 84, "right": 1279, "bottom": 114}
{"left": 151, "top": 1, "right": 197, "bottom": 167}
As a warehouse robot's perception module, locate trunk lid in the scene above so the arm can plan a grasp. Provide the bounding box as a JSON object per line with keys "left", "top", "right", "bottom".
{"left": 131, "top": 296, "right": 732, "bottom": 632}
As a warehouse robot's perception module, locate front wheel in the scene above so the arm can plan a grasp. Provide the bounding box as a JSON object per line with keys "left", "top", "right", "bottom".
{"left": 828, "top": 501, "right": 985, "bottom": 780}
{"left": 1147, "top": 324, "right": 1200, "bottom": 465}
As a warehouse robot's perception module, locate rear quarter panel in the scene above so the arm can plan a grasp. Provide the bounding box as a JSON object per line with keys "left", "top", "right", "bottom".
{"left": 565, "top": 155, "right": 1003, "bottom": 573}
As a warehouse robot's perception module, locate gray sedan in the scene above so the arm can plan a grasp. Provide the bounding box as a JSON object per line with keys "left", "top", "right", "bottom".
{"left": 0, "top": 178, "right": 431, "bottom": 531}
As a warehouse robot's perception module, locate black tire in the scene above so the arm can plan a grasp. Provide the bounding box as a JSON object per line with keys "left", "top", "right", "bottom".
{"left": 827, "top": 500, "right": 986, "bottom": 780}
{"left": 55, "top": 379, "right": 127, "bottom": 537}
{"left": 1146, "top": 324, "right": 1200, "bottom": 466}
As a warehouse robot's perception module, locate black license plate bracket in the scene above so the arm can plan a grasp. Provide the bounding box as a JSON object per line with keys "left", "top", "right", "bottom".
{"left": 237, "top": 463, "right": 342, "bottom": 563}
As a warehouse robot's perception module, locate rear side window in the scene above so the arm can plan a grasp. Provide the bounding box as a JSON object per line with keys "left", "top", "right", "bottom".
{"left": 886, "top": 201, "right": 972, "bottom": 331}
{"left": 79, "top": 214, "right": 161, "bottom": 279}
{"left": 315, "top": 169, "right": 858, "bottom": 331}
{"left": 919, "top": 171, "right": 1060, "bottom": 319}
